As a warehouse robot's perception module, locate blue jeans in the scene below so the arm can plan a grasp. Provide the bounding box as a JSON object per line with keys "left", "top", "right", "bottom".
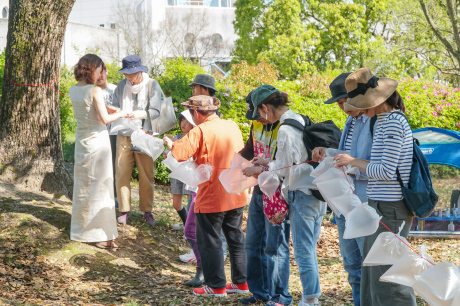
{"left": 245, "top": 192, "right": 292, "bottom": 304}
{"left": 336, "top": 215, "right": 364, "bottom": 306}
{"left": 288, "top": 190, "right": 326, "bottom": 300}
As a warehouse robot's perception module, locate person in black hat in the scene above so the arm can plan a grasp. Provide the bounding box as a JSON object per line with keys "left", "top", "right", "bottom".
{"left": 238, "top": 90, "right": 292, "bottom": 306}
{"left": 311, "top": 72, "right": 374, "bottom": 306}
{"left": 112, "top": 55, "right": 163, "bottom": 227}
{"left": 189, "top": 74, "right": 217, "bottom": 97}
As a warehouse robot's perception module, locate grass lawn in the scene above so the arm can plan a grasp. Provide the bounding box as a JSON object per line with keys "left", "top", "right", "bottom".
{"left": 0, "top": 177, "right": 459, "bottom": 305}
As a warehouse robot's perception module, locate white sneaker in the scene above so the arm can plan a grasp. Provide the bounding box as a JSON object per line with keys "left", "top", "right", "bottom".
{"left": 179, "top": 249, "right": 196, "bottom": 263}
{"left": 172, "top": 224, "right": 184, "bottom": 230}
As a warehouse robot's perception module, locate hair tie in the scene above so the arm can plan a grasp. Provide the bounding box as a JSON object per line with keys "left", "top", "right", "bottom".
{"left": 348, "top": 76, "right": 379, "bottom": 98}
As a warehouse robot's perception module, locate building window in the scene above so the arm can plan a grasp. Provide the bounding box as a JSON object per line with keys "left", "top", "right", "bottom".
{"left": 111, "top": 24, "right": 116, "bottom": 29}
{"left": 212, "top": 33, "right": 223, "bottom": 46}
{"left": 100, "top": 24, "right": 105, "bottom": 27}
{"left": 2, "top": 7, "right": 8, "bottom": 19}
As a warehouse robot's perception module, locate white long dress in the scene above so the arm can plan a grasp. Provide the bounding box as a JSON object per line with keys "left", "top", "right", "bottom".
{"left": 69, "top": 84, "right": 118, "bottom": 242}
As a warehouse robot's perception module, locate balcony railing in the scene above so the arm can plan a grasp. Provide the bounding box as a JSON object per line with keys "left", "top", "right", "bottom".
{"left": 167, "top": 0, "right": 235, "bottom": 7}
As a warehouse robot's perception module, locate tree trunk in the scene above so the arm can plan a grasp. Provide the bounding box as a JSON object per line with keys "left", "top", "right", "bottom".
{"left": 0, "top": 0, "right": 76, "bottom": 198}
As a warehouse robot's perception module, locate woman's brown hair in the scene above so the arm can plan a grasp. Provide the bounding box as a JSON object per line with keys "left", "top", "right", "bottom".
{"left": 257, "top": 91, "right": 290, "bottom": 110}
{"left": 74, "top": 54, "right": 103, "bottom": 84}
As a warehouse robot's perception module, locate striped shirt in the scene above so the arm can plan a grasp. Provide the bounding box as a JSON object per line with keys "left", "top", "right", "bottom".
{"left": 344, "top": 117, "right": 356, "bottom": 153}
{"left": 365, "top": 111, "right": 413, "bottom": 201}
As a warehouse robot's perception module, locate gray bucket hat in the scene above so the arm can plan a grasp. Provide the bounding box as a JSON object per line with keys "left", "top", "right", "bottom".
{"left": 188, "top": 74, "right": 217, "bottom": 91}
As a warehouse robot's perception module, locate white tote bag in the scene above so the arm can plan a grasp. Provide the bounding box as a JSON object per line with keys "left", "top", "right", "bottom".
{"left": 148, "top": 81, "right": 177, "bottom": 135}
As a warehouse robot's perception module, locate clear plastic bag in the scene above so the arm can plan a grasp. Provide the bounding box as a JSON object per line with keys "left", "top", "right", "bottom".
{"left": 329, "top": 193, "right": 362, "bottom": 217}
{"left": 413, "top": 261, "right": 460, "bottom": 301}
{"left": 161, "top": 151, "right": 180, "bottom": 171}
{"left": 110, "top": 118, "right": 139, "bottom": 134}
{"left": 289, "top": 163, "right": 315, "bottom": 190}
{"left": 169, "top": 160, "right": 198, "bottom": 188}
{"left": 312, "top": 167, "right": 352, "bottom": 186}
{"left": 193, "top": 163, "right": 214, "bottom": 186}
{"left": 325, "top": 148, "right": 346, "bottom": 157}
{"left": 219, "top": 168, "right": 248, "bottom": 195}
{"left": 258, "top": 171, "right": 281, "bottom": 200}
{"left": 343, "top": 203, "right": 381, "bottom": 239}
{"left": 380, "top": 243, "right": 434, "bottom": 287}
{"left": 130, "top": 129, "right": 164, "bottom": 160}
{"left": 363, "top": 222, "right": 411, "bottom": 266}
{"left": 310, "top": 157, "right": 336, "bottom": 178}
{"left": 230, "top": 152, "right": 252, "bottom": 170}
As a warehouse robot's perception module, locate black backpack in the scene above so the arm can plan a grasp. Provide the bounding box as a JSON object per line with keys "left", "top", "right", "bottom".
{"left": 281, "top": 114, "right": 342, "bottom": 201}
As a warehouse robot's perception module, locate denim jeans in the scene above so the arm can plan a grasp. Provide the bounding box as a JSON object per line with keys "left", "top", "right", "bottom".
{"left": 288, "top": 190, "right": 326, "bottom": 300}
{"left": 336, "top": 215, "right": 364, "bottom": 306}
{"left": 245, "top": 192, "right": 292, "bottom": 304}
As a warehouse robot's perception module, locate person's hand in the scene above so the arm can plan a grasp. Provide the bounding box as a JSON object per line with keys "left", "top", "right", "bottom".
{"left": 242, "top": 166, "right": 263, "bottom": 177}
{"left": 334, "top": 153, "right": 355, "bottom": 167}
{"left": 163, "top": 135, "right": 174, "bottom": 149}
{"left": 125, "top": 112, "right": 136, "bottom": 119}
{"left": 106, "top": 105, "right": 118, "bottom": 114}
{"left": 252, "top": 157, "right": 269, "bottom": 167}
{"left": 312, "top": 147, "right": 326, "bottom": 162}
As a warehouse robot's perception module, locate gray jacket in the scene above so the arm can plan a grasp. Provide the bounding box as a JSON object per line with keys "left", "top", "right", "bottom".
{"left": 112, "top": 78, "right": 162, "bottom": 136}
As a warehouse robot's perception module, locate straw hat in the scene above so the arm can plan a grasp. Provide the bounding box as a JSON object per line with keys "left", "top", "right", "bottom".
{"left": 343, "top": 67, "right": 398, "bottom": 112}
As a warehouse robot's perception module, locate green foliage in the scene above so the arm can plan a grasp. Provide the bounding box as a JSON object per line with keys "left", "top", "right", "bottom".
{"left": 430, "top": 165, "right": 460, "bottom": 179}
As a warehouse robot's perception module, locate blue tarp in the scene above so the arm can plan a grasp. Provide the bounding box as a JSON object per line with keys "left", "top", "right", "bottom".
{"left": 413, "top": 127, "right": 460, "bottom": 170}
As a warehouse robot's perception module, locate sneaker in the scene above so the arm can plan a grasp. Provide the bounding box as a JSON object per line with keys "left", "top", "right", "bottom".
{"left": 226, "top": 282, "right": 249, "bottom": 294}
{"left": 239, "top": 295, "right": 263, "bottom": 304}
{"left": 143, "top": 212, "right": 156, "bottom": 227}
{"left": 172, "top": 224, "right": 184, "bottom": 230}
{"left": 298, "top": 299, "right": 319, "bottom": 306}
{"left": 179, "top": 249, "right": 197, "bottom": 263}
{"left": 193, "top": 285, "right": 227, "bottom": 297}
{"left": 117, "top": 212, "right": 129, "bottom": 225}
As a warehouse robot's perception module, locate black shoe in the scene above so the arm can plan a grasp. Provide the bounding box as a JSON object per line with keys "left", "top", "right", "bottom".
{"left": 185, "top": 267, "right": 204, "bottom": 287}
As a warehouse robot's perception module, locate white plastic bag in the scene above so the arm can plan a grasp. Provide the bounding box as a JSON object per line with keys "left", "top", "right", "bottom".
{"left": 316, "top": 177, "right": 354, "bottom": 201}
{"left": 258, "top": 171, "right": 280, "bottom": 200}
{"left": 413, "top": 261, "right": 460, "bottom": 301}
{"left": 193, "top": 163, "right": 214, "bottom": 186}
{"left": 110, "top": 118, "right": 139, "bottom": 134}
{"left": 130, "top": 129, "right": 164, "bottom": 160}
{"left": 162, "top": 151, "right": 180, "bottom": 171}
{"left": 169, "top": 160, "right": 198, "bottom": 187}
{"left": 329, "top": 193, "right": 362, "bottom": 217}
{"left": 289, "top": 163, "right": 315, "bottom": 190}
{"left": 380, "top": 243, "right": 434, "bottom": 287}
{"left": 363, "top": 222, "right": 411, "bottom": 266}
{"left": 312, "top": 167, "right": 350, "bottom": 185}
{"left": 343, "top": 203, "right": 381, "bottom": 239}
{"left": 310, "top": 157, "right": 336, "bottom": 178}
{"left": 412, "top": 281, "right": 452, "bottom": 306}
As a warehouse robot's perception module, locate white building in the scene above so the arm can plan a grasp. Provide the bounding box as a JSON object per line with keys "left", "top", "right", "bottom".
{"left": 0, "top": 0, "right": 237, "bottom": 70}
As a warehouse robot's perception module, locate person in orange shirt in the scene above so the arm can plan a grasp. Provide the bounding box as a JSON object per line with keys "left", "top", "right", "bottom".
{"left": 163, "top": 95, "right": 248, "bottom": 297}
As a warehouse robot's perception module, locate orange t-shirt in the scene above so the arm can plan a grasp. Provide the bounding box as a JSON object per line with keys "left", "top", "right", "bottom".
{"left": 171, "top": 114, "right": 247, "bottom": 213}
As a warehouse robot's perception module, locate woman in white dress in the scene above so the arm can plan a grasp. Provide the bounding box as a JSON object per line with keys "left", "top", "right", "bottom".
{"left": 69, "top": 54, "right": 132, "bottom": 249}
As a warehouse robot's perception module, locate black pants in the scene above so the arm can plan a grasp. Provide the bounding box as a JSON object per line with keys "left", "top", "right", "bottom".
{"left": 109, "top": 134, "right": 117, "bottom": 197}
{"left": 196, "top": 207, "right": 247, "bottom": 289}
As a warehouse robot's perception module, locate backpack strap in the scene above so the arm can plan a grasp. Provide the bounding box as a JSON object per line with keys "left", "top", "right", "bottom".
{"left": 281, "top": 118, "right": 305, "bottom": 130}
{"left": 369, "top": 115, "right": 377, "bottom": 136}
{"left": 395, "top": 168, "right": 404, "bottom": 188}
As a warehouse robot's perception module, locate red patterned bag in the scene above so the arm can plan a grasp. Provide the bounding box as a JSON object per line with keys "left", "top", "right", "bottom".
{"left": 263, "top": 186, "right": 289, "bottom": 225}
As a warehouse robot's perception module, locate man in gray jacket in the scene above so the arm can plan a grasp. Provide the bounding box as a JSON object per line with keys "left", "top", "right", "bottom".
{"left": 112, "top": 55, "right": 162, "bottom": 227}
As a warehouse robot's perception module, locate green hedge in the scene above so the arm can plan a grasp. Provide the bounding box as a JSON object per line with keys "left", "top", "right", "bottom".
{"left": 56, "top": 58, "right": 460, "bottom": 184}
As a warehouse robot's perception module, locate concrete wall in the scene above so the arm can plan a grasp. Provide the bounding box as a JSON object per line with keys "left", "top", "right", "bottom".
{"left": 61, "top": 22, "right": 121, "bottom": 67}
